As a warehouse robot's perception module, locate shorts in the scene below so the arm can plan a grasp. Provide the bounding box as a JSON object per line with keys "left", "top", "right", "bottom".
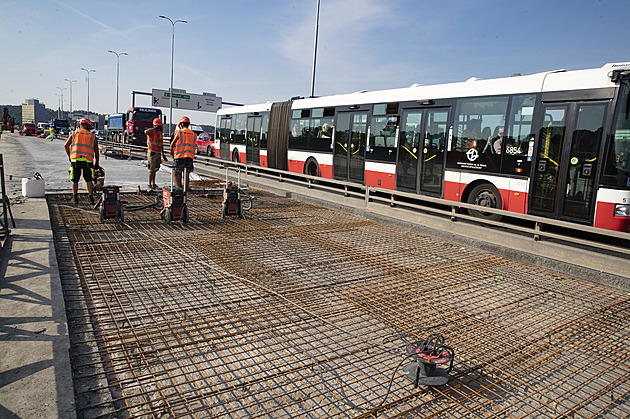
{"left": 147, "top": 151, "right": 161, "bottom": 173}
{"left": 70, "top": 160, "right": 94, "bottom": 183}
{"left": 173, "top": 157, "right": 194, "bottom": 173}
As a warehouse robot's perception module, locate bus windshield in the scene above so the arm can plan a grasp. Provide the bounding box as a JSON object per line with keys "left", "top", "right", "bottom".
{"left": 603, "top": 80, "right": 630, "bottom": 187}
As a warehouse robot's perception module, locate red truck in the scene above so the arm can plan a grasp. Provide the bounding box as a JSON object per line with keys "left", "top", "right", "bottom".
{"left": 106, "top": 107, "right": 164, "bottom": 146}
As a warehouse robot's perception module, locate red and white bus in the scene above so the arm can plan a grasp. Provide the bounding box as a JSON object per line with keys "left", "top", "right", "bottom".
{"left": 216, "top": 62, "right": 630, "bottom": 232}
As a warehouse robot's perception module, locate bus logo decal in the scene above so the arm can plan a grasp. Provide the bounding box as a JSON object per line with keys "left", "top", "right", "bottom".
{"left": 466, "top": 148, "right": 479, "bottom": 162}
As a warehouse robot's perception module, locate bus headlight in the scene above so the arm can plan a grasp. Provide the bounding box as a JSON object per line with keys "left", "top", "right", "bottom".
{"left": 614, "top": 204, "right": 630, "bottom": 217}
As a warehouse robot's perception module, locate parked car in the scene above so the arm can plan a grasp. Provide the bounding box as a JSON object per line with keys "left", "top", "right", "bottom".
{"left": 21, "top": 123, "right": 37, "bottom": 136}
{"left": 95, "top": 130, "right": 106, "bottom": 141}
{"left": 196, "top": 132, "right": 214, "bottom": 156}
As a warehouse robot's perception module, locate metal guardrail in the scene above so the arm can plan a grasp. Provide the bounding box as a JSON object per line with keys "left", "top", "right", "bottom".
{"left": 100, "top": 140, "right": 630, "bottom": 263}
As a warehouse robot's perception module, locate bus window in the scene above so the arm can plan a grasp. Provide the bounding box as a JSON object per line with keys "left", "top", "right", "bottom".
{"left": 603, "top": 80, "right": 630, "bottom": 187}
{"left": 502, "top": 94, "right": 536, "bottom": 175}
{"left": 449, "top": 96, "right": 509, "bottom": 172}
{"left": 232, "top": 114, "right": 247, "bottom": 145}
{"left": 289, "top": 118, "right": 309, "bottom": 150}
{"left": 310, "top": 117, "right": 334, "bottom": 151}
{"left": 368, "top": 115, "right": 398, "bottom": 162}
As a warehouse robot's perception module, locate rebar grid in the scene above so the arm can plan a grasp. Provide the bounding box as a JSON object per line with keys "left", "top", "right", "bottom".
{"left": 48, "top": 190, "right": 630, "bottom": 418}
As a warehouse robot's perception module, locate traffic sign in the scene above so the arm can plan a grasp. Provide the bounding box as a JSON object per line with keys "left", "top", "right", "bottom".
{"left": 151, "top": 89, "right": 222, "bottom": 112}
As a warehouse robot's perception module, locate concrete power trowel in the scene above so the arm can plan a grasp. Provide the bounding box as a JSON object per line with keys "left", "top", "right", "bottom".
{"left": 97, "top": 185, "right": 124, "bottom": 223}
{"left": 161, "top": 169, "right": 189, "bottom": 224}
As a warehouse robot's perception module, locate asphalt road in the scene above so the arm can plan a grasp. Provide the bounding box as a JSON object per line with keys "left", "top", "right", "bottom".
{"left": 0, "top": 132, "right": 179, "bottom": 196}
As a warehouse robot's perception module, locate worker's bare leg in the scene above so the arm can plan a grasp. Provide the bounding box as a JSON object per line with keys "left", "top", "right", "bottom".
{"left": 173, "top": 170, "right": 182, "bottom": 188}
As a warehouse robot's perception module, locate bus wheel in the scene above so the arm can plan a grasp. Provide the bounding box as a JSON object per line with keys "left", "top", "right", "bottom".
{"left": 232, "top": 150, "right": 240, "bottom": 163}
{"left": 467, "top": 183, "right": 502, "bottom": 221}
{"left": 304, "top": 158, "right": 319, "bottom": 177}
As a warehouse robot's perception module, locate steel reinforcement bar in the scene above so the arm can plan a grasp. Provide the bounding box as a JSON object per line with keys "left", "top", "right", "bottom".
{"left": 48, "top": 185, "right": 629, "bottom": 418}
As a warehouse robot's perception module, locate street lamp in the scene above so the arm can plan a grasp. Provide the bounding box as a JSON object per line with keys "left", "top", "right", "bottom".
{"left": 80, "top": 67, "right": 96, "bottom": 118}
{"left": 54, "top": 93, "right": 62, "bottom": 118}
{"left": 107, "top": 50, "right": 128, "bottom": 113}
{"left": 56, "top": 87, "right": 67, "bottom": 117}
{"left": 64, "top": 78, "right": 77, "bottom": 116}
{"left": 159, "top": 15, "right": 187, "bottom": 137}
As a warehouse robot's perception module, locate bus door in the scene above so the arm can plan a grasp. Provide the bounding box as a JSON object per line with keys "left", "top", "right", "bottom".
{"left": 246, "top": 115, "right": 262, "bottom": 165}
{"left": 219, "top": 117, "right": 231, "bottom": 160}
{"left": 397, "top": 108, "right": 450, "bottom": 194}
{"left": 530, "top": 101, "right": 608, "bottom": 223}
{"left": 333, "top": 111, "right": 368, "bottom": 183}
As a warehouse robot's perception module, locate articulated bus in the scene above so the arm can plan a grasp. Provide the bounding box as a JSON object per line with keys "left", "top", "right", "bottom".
{"left": 216, "top": 62, "right": 630, "bottom": 232}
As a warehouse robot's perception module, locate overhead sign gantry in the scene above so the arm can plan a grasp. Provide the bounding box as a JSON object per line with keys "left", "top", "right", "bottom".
{"left": 151, "top": 89, "right": 222, "bottom": 112}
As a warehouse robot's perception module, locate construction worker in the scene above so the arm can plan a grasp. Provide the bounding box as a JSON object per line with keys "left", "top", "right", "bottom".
{"left": 169, "top": 116, "right": 196, "bottom": 191}
{"left": 64, "top": 118, "right": 99, "bottom": 205}
{"left": 144, "top": 118, "right": 167, "bottom": 189}
{"left": 48, "top": 126, "right": 54, "bottom": 141}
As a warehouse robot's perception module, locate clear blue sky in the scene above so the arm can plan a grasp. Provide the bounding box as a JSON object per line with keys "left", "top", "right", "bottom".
{"left": 1, "top": 0, "right": 629, "bottom": 126}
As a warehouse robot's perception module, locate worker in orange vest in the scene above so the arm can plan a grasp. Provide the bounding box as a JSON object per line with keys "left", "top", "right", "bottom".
{"left": 64, "top": 118, "right": 99, "bottom": 205}
{"left": 144, "top": 118, "right": 167, "bottom": 189}
{"left": 169, "top": 116, "right": 197, "bottom": 191}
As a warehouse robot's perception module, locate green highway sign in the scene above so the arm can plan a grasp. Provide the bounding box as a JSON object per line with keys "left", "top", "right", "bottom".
{"left": 163, "top": 92, "right": 190, "bottom": 100}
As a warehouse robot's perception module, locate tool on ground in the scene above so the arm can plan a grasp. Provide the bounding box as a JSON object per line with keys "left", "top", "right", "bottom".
{"left": 402, "top": 333, "right": 454, "bottom": 387}
{"left": 220, "top": 168, "right": 253, "bottom": 218}
{"left": 161, "top": 168, "right": 189, "bottom": 224}
{"left": 96, "top": 185, "right": 124, "bottom": 223}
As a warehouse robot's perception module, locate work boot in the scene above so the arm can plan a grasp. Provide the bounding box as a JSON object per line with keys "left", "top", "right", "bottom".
{"left": 72, "top": 195, "right": 78, "bottom": 205}
{"left": 88, "top": 195, "right": 95, "bottom": 205}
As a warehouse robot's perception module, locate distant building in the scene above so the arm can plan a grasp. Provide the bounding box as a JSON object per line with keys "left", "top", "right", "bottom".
{"left": 22, "top": 99, "right": 46, "bottom": 124}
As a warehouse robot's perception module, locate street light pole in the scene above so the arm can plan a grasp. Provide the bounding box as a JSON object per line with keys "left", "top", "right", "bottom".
{"left": 55, "top": 93, "right": 61, "bottom": 118}
{"left": 107, "top": 50, "right": 128, "bottom": 113}
{"left": 64, "top": 78, "right": 77, "bottom": 116}
{"left": 310, "top": 0, "right": 321, "bottom": 98}
{"left": 159, "top": 15, "right": 187, "bottom": 137}
{"left": 56, "top": 87, "right": 66, "bottom": 117}
{"left": 80, "top": 67, "right": 96, "bottom": 118}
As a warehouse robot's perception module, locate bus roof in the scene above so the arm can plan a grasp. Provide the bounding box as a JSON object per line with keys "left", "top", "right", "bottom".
{"left": 217, "top": 62, "right": 630, "bottom": 113}
{"left": 217, "top": 102, "right": 273, "bottom": 116}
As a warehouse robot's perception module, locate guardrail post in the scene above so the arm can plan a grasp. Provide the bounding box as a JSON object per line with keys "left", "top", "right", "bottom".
{"left": 451, "top": 206, "right": 457, "bottom": 222}
{"left": 344, "top": 186, "right": 348, "bottom": 197}
{"left": 279, "top": 173, "right": 283, "bottom": 182}
{"left": 308, "top": 179, "right": 313, "bottom": 189}
{"left": 390, "top": 194, "right": 395, "bottom": 207}
{"left": 534, "top": 222, "right": 541, "bottom": 241}
{"left": 365, "top": 186, "right": 370, "bottom": 206}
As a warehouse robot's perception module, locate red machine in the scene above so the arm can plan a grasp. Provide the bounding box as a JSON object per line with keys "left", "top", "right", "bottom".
{"left": 221, "top": 181, "right": 242, "bottom": 218}
{"left": 98, "top": 185, "right": 124, "bottom": 223}
{"left": 161, "top": 187, "right": 188, "bottom": 223}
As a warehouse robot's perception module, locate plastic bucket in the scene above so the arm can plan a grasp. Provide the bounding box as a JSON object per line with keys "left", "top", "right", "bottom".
{"left": 22, "top": 177, "right": 45, "bottom": 198}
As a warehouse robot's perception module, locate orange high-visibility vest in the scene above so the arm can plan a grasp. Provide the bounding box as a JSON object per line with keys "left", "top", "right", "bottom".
{"left": 70, "top": 129, "right": 96, "bottom": 162}
{"left": 173, "top": 127, "right": 196, "bottom": 159}
{"left": 147, "top": 130, "right": 163, "bottom": 152}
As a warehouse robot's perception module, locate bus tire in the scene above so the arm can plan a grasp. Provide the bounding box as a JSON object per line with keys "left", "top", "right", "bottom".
{"left": 304, "top": 157, "right": 320, "bottom": 177}
{"left": 466, "top": 183, "right": 502, "bottom": 221}
{"left": 232, "top": 149, "right": 240, "bottom": 163}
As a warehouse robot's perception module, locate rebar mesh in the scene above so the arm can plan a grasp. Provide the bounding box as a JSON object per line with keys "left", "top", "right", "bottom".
{"left": 48, "top": 188, "right": 630, "bottom": 418}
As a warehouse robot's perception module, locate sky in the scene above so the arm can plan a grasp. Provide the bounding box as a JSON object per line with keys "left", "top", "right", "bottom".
{"left": 1, "top": 0, "right": 630, "bottom": 126}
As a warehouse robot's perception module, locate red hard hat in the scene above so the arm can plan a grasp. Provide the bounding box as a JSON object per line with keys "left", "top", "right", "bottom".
{"left": 179, "top": 116, "right": 190, "bottom": 124}
{"left": 153, "top": 118, "right": 162, "bottom": 126}
{"left": 79, "top": 118, "right": 92, "bottom": 128}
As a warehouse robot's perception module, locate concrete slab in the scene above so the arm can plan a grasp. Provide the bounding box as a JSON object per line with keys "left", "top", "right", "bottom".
{"left": 0, "top": 132, "right": 75, "bottom": 418}
{"left": 0, "top": 196, "right": 75, "bottom": 418}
